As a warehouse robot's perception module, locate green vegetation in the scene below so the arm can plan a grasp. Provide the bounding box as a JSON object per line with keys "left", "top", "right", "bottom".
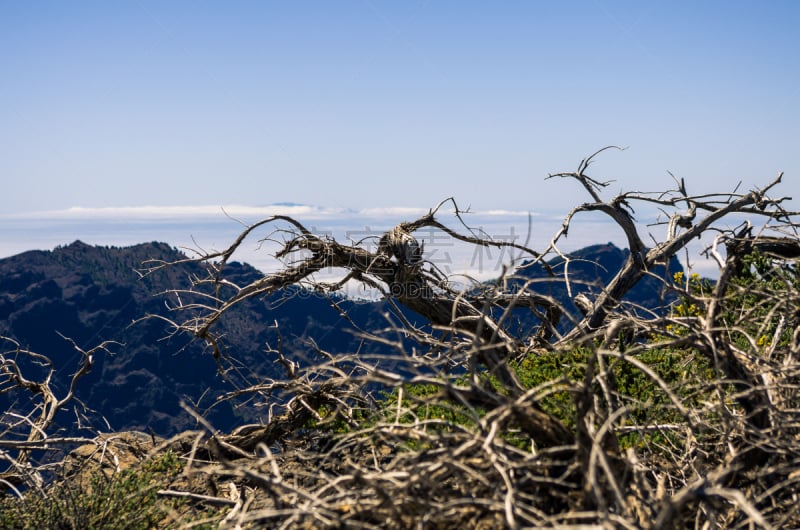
{"left": 0, "top": 450, "right": 223, "bottom": 530}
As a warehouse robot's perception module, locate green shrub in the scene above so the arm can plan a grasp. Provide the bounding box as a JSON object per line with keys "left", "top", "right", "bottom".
{"left": 0, "top": 450, "right": 220, "bottom": 530}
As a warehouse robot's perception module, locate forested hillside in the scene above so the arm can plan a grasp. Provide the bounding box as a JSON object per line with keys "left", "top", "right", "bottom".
{"left": 0, "top": 238, "right": 677, "bottom": 437}
{"left": 0, "top": 241, "right": 403, "bottom": 434}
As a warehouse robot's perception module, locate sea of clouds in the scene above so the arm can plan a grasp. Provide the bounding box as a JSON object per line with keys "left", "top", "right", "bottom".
{"left": 0, "top": 204, "right": 723, "bottom": 296}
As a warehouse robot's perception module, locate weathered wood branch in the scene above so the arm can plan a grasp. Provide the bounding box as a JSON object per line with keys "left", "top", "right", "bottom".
{"left": 557, "top": 167, "right": 788, "bottom": 344}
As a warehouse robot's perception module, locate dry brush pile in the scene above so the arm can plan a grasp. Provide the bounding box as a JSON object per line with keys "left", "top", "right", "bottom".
{"left": 3, "top": 149, "right": 800, "bottom": 529}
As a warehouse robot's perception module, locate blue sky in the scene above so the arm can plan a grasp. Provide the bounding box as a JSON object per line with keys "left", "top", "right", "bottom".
{"left": 2, "top": 1, "right": 799, "bottom": 216}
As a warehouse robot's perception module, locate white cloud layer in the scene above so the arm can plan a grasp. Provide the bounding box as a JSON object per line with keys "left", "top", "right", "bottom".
{"left": 0, "top": 202, "right": 725, "bottom": 283}
{"left": 4, "top": 204, "right": 543, "bottom": 223}
{"left": 6, "top": 204, "right": 346, "bottom": 221}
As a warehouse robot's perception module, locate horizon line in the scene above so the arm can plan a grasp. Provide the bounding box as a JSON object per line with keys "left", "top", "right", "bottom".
{"left": 2, "top": 204, "right": 548, "bottom": 222}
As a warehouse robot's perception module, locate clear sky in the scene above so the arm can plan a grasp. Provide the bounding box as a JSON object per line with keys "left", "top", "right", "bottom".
{"left": 2, "top": 1, "right": 799, "bottom": 216}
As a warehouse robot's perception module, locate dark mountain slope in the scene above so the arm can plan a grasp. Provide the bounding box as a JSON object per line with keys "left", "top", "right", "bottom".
{"left": 0, "top": 240, "right": 681, "bottom": 437}
{"left": 511, "top": 242, "right": 682, "bottom": 321}
{"left": 0, "top": 241, "right": 395, "bottom": 435}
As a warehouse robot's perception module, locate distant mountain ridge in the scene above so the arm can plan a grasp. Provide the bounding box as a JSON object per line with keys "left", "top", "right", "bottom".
{"left": 0, "top": 241, "right": 394, "bottom": 435}
{"left": 0, "top": 240, "right": 681, "bottom": 437}
{"left": 512, "top": 242, "right": 683, "bottom": 319}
